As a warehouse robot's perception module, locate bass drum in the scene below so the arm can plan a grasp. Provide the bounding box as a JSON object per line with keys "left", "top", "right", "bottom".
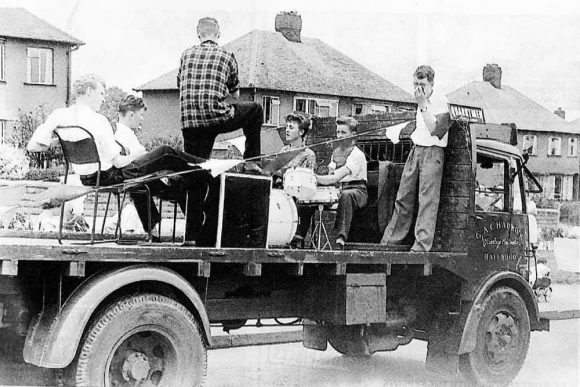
{"left": 267, "top": 189, "right": 298, "bottom": 247}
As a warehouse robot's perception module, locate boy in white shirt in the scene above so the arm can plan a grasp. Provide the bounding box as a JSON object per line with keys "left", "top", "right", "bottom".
{"left": 317, "top": 117, "right": 368, "bottom": 248}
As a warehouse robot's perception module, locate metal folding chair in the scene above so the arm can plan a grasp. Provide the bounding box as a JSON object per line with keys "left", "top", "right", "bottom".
{"left": 54, "top": 126, "right": 144, "bottom": 244}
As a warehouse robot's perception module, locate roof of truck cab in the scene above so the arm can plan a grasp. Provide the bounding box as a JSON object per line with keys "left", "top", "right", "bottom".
{"left": 476, "top": 138, "right": 523, "bottom": 159}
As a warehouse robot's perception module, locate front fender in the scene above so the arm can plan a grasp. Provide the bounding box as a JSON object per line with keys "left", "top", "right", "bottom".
{"left": 23, "top": 264, "right": 211, "bottom": 368}
{"left": 458, "top": 271, "right": 540, "bottom": 355}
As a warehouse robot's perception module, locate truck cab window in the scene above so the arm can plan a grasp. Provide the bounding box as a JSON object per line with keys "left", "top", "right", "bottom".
{"left": 475, "top": 154, "right": 511, "bottom": 212}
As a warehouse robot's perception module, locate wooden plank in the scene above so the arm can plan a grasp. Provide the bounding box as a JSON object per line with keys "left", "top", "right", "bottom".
{"left": 243, "top": 262, "right": 262, "bottom": 276}
{"left": 196, "top": 261, "right": 211, "bottom": 277}
{"left": 64, "top": 261, "right": 85, "bottom": 277}
{"left": 539, "top": 310, "right": 580, "bottom": 320}
{"left": 423, "top": 262, "right": 433, "bottom": 276}
{"left": 210, "top": 330, "right": 302, "bottom": 349}
{"left": 1, "top": 260, "right": 17, "bottom": 276}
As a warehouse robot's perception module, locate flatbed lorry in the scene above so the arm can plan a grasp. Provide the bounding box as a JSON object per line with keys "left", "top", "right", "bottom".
{"left": 0, "top": 116, "right": 577, "bottom": 386}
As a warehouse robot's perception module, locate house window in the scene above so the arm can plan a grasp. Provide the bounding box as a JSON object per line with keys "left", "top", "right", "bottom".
{"left": 568, "top": 138, "right": 578, "bottom": 157}
{"left": 352, "top": 103, "right": 363, "bottom": 115}
{"left": 554, "top": 175, "right": 562, "bottom": 199}
{"left": 262, "top": 96, "right": 280, "bottom": 126}
{"left": 0, "top": 39, "right": 5, "bottom": 81}
{"left": 371, "top": 104, "right": 390, "bottom": 115}
{"left": 0, "top": 120, "right": 5, "bottom": 143}
{"left": 522, "top": 134, "right": 537, "bottom": 155}
{"left": 27, "top": 47, "right": 53, "bottom": 84}
{"left": 548, "top": 137, "right": 561, "bottom": 156}
{"left": 294, "top": 97, "right": 338, "bottom": 117}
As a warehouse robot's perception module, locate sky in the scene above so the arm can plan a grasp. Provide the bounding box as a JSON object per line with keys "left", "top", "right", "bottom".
{"left": 3, "top": 0, "right": 580, "bottom": 120}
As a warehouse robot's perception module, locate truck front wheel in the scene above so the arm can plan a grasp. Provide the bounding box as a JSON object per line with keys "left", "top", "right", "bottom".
{"left": 459, "top": 286, "right": 530, "bottom": 386}
{"left": 71, "top": 293, "right": 207, "bottom": 386}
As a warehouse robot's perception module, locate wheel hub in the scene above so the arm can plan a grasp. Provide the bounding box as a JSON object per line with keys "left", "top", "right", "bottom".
{"left": 122, "top": 352, "right": 151, "bottom": 381}
{"left": 485, "top": 312, "right": 519, "bottom": 364}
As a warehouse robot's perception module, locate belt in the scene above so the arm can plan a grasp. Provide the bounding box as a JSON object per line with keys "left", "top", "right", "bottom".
{"left": 341, "top": 180, "right": 366, "bottom": 188}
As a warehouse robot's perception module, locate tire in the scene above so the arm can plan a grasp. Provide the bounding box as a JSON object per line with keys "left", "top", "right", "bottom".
{"left": 327, "top": 325, "right": 369, "bottom": 357}
{"left": 459, "top": 286, "right": 530, "bottom": 386}
{"left": 71, "top": 293, "right": 207, "bottom": 386}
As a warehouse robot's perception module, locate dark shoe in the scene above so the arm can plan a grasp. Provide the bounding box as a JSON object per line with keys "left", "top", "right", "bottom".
{"left": 289, "top": 234, "right": 304, "bottom": 248}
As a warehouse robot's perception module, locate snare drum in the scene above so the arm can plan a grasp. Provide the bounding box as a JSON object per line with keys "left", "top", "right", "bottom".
{"left": 299, "top": 186, "right": 341, "bottom": 204}
{"left": 283, "top": 167, "right": 316, "bottom": 201}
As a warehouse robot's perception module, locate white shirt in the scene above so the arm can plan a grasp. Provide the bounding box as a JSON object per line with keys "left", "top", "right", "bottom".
{"left": 411, "top": 93, "right": 449, "bottom": 147}
{"left": 30, "top": 104, "right": 121, "bottom": 175}
{"left": 114, "top": 122, "right": 146, "bottom": 157}
{"left": 329, "top": 146, "right": 367, "bottom": 183}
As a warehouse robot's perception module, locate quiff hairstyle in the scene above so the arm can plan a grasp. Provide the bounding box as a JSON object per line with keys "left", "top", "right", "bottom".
{"left": 336, "top": 116, "right": 358, "bottom": 133}
{"left": 286, "top": 112, "right": 311, "bottom": 139}
{"left": 414, "top": 65, "right": 435, "bottom": 83}
{"left": 197, "top": 17, "right": 220, "bottom": 39}
{"left": 118, "top": 95, "right": 147, "bottom": 116}
{"left": 72, "top": 74, "right": 105, "bottom": 98}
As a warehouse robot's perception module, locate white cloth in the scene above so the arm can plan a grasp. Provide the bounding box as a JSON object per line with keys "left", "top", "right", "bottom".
{"left": 329, "top": 146, "right": 367, "bottom": 183}
{"left": 30, "top": 104, "right": 121, "bottom": 175}
{"left": 385, "top": 121, "right": 410, "bottom": 145}
{"left": 411, "top": 93, "right": 449, "bottom": 147}
{"left": 114, "top": 122, "right": 146, "bottom": 157}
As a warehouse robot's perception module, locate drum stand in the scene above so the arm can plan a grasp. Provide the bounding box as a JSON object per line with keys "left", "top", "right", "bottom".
{"left": 309, "top": 203, "right": 334, "bottom": 250}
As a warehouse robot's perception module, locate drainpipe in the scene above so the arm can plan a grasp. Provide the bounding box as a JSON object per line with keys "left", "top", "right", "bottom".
{"left": 66, "top": 45, "right": 80, "bottom": 106}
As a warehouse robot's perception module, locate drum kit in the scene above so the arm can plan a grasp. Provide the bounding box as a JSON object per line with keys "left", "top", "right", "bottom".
{"left": 282, "top": 167, "right": 340, "bottom": 250}
{"left": 283, "top": 167, "right": 340, "bottom": 205}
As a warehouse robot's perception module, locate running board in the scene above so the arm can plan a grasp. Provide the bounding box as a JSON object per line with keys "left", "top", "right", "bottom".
{"left": 210, "top": 330, "right": 303, "bottom": 349}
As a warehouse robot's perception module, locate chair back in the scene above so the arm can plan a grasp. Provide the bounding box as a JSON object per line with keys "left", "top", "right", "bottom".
{"left": 54, "top": 126, "right": 101, "bottom": 166}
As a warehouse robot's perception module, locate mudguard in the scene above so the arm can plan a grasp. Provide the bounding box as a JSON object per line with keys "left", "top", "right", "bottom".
{"left": 458, "top": 271, "right": 542, "bottom": 355}
{"left": 23, "top": 264, "right": 211, "bottom": 368}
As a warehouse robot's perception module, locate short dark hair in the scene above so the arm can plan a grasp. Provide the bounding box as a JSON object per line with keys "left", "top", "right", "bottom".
{"left": 286, "top": 112, "right": 311, "bottom": 138}
{"left": 414, "top": 65, "right": 435, "bottom": 83}
{"left": 336, "top": 116, "right": 358, "bottom": 133}
{"left": 118, "top": 95, "right": 146, "bottom": 115}
{"left": 197, "top": 17, "right": 220, "bottom": 39}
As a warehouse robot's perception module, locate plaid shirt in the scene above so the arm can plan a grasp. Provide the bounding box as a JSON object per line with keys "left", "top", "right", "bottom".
{"left": 178, "top": 41, "right": 240, "bottom": 129}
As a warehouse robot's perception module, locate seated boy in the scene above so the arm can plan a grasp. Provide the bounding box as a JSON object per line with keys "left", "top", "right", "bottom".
{"left": 316, "top": 117, "right": 368, "bottom": 248}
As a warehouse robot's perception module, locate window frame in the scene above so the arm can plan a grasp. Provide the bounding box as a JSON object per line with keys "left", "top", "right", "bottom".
{"left": 26, "top": 47, "right": 54, "bottom": 85}
{"left": 262, "top": 96, "right": 280, "bottom": 126}
{"left": 294, "top": 96, "right": 339, "bottom": 117}
{"left": 0, "top": 39, "right": 5, "bottom": 81}
{"left": 568, "top": 137, "right": 578, "bottom": 157}
{"left": 522, "top": 134, "right": 537, "bottom": 156}
{"left": 547, "top": 136, "right": 562, "bottom": 156}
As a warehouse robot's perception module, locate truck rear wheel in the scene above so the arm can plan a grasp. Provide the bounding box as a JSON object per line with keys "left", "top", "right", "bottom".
{"left": 328, "top": 325, "right": 369, "bottom": 357}
{"left": 71, "top": 293, "right": 207, "bottom": 386}
{"left": 459, "top": 286, "right": 530, "bottom": 386}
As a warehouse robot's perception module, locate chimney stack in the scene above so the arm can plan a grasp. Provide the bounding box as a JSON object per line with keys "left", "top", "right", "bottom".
{"left": 554, "top": 107, "right": 566, "bottom": 119}
{"left": 275, "top": 11, "right": 302, "bottom": 43}
{"left": 483, "top": 64, "right": 502, "bottom": 89}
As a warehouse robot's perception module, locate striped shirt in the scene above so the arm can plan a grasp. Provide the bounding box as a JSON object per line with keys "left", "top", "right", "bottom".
{"left": 178, "top": 41, "right": 240, "bottom": 129}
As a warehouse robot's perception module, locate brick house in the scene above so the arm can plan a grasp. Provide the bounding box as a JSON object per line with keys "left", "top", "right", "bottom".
{"left": 0, "top": 8, "right": 83, "bottom": 143}
{"left": 447, "top": 64, "right": 580, "bottom": 201}
{"left": 134, "top": 12, "right": 415, "bottom": 145}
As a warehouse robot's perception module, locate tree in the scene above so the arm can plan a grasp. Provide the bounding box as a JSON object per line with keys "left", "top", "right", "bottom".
{"left": 98, "top": 86, "right": 128, "bottom": 124}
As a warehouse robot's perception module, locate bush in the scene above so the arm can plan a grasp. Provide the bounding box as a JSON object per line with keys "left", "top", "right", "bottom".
{"left": 559, "top": 202, "right": 580, "bottom": 225}
{"left": 144, "top": 136, "right": 183, "bottom": 152}
{"left": 0, "top": 143, "right": 30, "bottom": 179}
{"left": 24, "top": 167, "right": 64, "bottom": 182}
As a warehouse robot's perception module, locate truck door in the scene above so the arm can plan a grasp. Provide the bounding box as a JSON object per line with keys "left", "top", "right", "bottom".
{"left": 473, "top": 151, "right": 529, "bottom": 272}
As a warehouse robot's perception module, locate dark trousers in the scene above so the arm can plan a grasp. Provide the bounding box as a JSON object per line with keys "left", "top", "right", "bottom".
{"left": 81, "top": 145, "right": 207, "bottom": 233}
{"left": 296, "top": 205, "right": 315, "bottom": 239}
{"left": 182, "top": 102, "right": 263, "bottom": 159}
{"left": 334, "top": 183, "right": 368, "bottom": 241}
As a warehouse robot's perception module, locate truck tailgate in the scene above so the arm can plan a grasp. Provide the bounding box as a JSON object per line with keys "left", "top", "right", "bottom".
{"left": 538, "top": 284, "right": 580, "bottom": 320}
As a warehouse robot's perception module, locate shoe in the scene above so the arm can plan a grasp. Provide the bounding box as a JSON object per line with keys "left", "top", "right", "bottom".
{"left": 289, "top": 234, "right": 304, "bottom": 248}
{"left": 242, "top": 161, "right": 263, "bottom": 174}
{"left": 335, "top": 237, "right": 345, "bottom": 250}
